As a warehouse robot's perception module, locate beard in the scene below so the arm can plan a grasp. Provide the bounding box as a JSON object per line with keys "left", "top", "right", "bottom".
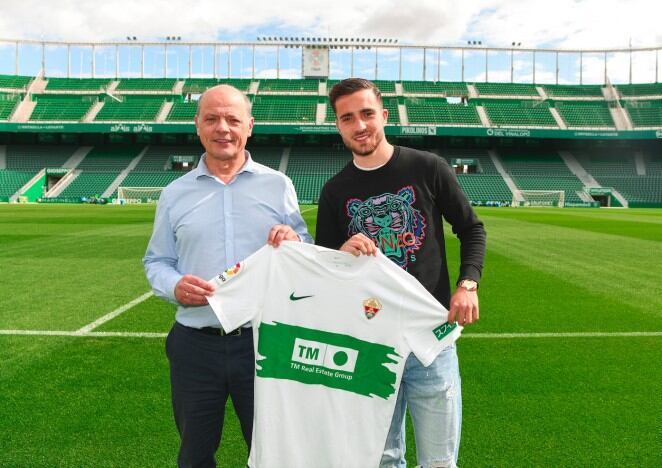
{"left": 342, "top": 130, "right": 384, "bottom": 157}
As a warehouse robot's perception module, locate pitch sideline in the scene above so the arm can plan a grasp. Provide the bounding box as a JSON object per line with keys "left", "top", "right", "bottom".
{"left": 0, "top": 329, "right": 660, "bottom": 339}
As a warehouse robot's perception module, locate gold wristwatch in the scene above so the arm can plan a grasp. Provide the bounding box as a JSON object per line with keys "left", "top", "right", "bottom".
{"left": 457, "top": 279, "right": 478, "bottom": 292}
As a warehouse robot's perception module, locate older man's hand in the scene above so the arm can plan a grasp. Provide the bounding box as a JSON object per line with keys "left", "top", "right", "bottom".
{"left": 175, "top": 275, "right": 215, "bottom": 306}
{"left": 267, "top": 224, "right": 300, "bottom": 247}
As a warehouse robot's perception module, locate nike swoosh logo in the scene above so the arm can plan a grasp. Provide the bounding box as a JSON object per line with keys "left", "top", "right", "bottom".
{"left": 290, "top": 293, "right": 314, "bottom": 301}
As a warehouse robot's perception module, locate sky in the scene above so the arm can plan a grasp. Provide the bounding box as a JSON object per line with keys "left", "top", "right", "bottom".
{"left": 0, "top": 0, "right": 660, "bottom": 83}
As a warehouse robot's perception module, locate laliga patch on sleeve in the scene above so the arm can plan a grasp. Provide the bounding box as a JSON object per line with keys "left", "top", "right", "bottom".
{"left": 217, "top": 262, "right": 242, "bottom": 283}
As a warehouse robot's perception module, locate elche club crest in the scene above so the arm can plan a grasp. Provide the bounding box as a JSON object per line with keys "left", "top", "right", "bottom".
{"left": 363, "top": 298, "right": 382, "bottom": 320}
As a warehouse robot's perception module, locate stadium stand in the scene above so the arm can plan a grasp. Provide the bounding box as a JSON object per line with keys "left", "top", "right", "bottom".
{"left": 406, "top": 98, "right": 481, "bottom": 125}
{"left": 0, "top": 170, "right": 35, "bottom": 201}
{"left": 543, "top": 84, "right": 604, "bottom": 98}
{"left": 0, "top": 74, "right": 31, "bottom": 90}
{"left": 30, "top": 94, "right": 96, "bottom": 121}
{"left": 6, "top": 145, "right": 77, "bottom": 171}
{"left": 249, "top": 146, "right": 283, "bottom": 170}
{"left": 58, "top": 171, "right": 120, "bottom": 198}
{"left": 45, "top": 77, "right": 112, "bottom": 91}
{"left": 500, "top": 150, "right": 585, "bottom": 203}
{"left": 575, "top": 149, "right": 662, "bottom": 206}
{"left": 327, "top": 80, "right": 397, "bottom": 94}
{"left": 325, "top": 97, "right": 400, "bottom": 124}
{"left": 257, "top": 79, "right": 319, "bottom": 93}
{"left": 401, "top": 81, "right": 468, "bottom": 96}
{"left": 133, "top": 146, "right": 200, "bottom": 171}
{"left": 286, "top": 146, "right": 352, "bottom": 203}
{"left": 624, "top": 100, "right": 662, "bottom": 128}
{"left": 94, "top": 96, "right": 166, "bottom": 121}
{"left": 481, "top": 99, "right": 558, "bottom": 127}
{"left": 474, "top": 83, "right": 539, "bottom": 96}
{"left": 166, "top": 102, "right": 197, "bottom": 122}
{"left": 0, "top": 93, "right": 21, "bottom": 120}
{"left": 182, "top": 78, "right": 252, "bottom": 94}
{"left": 115, "top": 78, "right": 176, "bottom": 92}
{"left": 251, "top": 95, "right": 318, "bottom": 122}
{"left": 76, "top": 146, "right": 141, "bottom": 171}
{"left": 554, "top": 101, "right": 615, "bottom": 128}
{"left": 438, "top": 149, "right": 513, "bottom": 204}
{"left": 616, "top": 83, "right": 662, "bottom": 97}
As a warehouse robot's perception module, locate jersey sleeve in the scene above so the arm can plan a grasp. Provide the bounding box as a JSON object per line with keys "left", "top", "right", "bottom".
{"left": 206, "top": 245, "right": 272, "bottom": 333}
{"left": 385, "top": 257, "right": 462, "bottom": 366}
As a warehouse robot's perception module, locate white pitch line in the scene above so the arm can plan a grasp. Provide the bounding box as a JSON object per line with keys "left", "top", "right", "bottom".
{"left": 76, "top": 291, "right": 154, "bottom": 333}
{"left": 300, "top": 206, "right": 318, "bottom": 214}
{"left": 0, "top": 329, "right": 167, "bottom": 338}
{"left": 463, "top": 331, "right": 662, "bottom": 338}
{"left": 0, "top": 330, "right": 660, "bottom": 339}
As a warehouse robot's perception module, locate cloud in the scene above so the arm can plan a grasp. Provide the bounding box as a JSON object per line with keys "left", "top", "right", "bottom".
{"left": 0, "top": 0, "right": 658, "bottom": 82}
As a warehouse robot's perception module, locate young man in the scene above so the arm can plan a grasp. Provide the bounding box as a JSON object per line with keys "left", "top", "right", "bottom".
{"left": 316, "top": 78, "right": 486, "bottom": 468}
{"left": 144, "top": 85, "right": 311, "bottom": 468}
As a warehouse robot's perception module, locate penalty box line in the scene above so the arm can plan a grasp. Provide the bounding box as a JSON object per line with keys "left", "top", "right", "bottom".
{"left": 0, "top": 330, "right": 660, "bottom": 339}
{"left": 76, "top": 291, "right": 154, "bottom": 334}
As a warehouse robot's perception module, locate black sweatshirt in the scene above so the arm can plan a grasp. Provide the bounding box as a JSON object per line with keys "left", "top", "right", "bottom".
{"left": 315, "top": 146, "right": 486, "bottom": 308}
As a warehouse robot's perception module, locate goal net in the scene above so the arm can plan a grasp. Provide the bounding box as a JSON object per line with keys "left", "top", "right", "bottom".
{"left": 117, "top": 187, "right": 163, "bottom": 204}
{"left": 515, "top": 190, "right": 565, "bottom": 207}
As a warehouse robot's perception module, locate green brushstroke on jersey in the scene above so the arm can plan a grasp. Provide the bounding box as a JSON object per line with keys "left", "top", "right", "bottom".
{"left": 257, "top": 322, "right": 400, "bottom": 399}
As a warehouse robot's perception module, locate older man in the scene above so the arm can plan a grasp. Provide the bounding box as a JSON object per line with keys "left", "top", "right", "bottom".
{"left": 144, "top": 85, "right": 311, "bottom": 468}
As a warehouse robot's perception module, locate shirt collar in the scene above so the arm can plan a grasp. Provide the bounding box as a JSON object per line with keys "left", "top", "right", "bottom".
{"left": 195, "top": 150, "right": 257, "bottom": 179}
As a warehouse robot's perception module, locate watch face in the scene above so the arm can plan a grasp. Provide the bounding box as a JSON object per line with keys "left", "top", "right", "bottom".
{"left": 460, "top": 280, "right": 477, "bottom": 291}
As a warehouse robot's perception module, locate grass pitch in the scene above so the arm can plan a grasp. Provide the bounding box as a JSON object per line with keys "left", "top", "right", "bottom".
{"left": 1, "top": 204, "right": 660, "bottom": 467}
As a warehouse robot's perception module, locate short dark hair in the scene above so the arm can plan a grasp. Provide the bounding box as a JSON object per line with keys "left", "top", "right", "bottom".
{"left": 329, "top": 78, "right": 382, "bottom": 114}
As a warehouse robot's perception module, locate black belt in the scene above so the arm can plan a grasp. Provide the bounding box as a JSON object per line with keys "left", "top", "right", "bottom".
{"left": 198, "top": 326, "right": 246, "bottom": 337}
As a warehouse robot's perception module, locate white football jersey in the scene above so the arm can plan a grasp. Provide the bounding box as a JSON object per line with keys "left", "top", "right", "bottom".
{"left": 207, "top": 241, "right": 461, "bottom": 468}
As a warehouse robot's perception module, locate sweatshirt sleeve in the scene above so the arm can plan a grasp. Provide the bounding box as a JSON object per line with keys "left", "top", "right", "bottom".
{"left": 434, "top": 157, "right": 487, "bottom": 284}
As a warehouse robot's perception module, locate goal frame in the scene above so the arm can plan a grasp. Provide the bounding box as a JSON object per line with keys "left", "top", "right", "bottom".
{"left": 515, "top": 190, "right": 565, "bottom": 208}
{"left": 117, "top": 186, "right": 164, "bottom": 204}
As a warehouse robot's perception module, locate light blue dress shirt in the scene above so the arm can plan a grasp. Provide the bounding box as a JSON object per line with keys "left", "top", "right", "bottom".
{"left": 143, "top": 151, "right": 313, "bottom": 328}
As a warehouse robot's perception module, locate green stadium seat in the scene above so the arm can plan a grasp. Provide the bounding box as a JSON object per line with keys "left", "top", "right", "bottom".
{"left": 166, "top": 102, "right": 197, "bottom": 122}
{"left": 0, "top": 74, "right": 32, "bottom": 90}
{"left": 182, "top": 78, "right": 251, "bottom": 94}
{"left": 58, "top": 171, "right": 119, "bottom": 198}
{"left": 94, "top": 97, "right": 165, "bottom": 121}
{"left": 251, "top": 95, "right": 318, "bottom": 122}
{"left": 0, "top": 93, "right": 21, "bottom": 120}
{"left": 249, "top": 147, "right": 283, "bottom": 170}
{"left": 45, "top": 77, "right": 112, "bottom": 91}
{"left": 77, "top": 147, "right": 142, "bottom": 171}
{"left": 286, "top": 146, "right": 352, "bottom": 203}
{"left": 481, "top": 100, "right": 557, "bottom": 127}
{"left": 401, "top": 81, "right": 468, "bottom": 96}
{"left": 115, "top": 78, "right": 176, "bottom": 92}
{"left": 624, "top": 100, "right": 662, "bottom": 128}
{"left": 405, "top": 98, "right": 481, "bottom": 125}
{"left": 134, "top": 146, "right": 201, "bottom": 171}
{"left": 555, "top": 101, "right": 614, "bottom": 128}
{"left": 324, "top": 97, "right": 400, "bottom": 124}
{"left": 543, "top": 85, "right": 604, "bottom": 98}
{"left": 6, "top": 145, "right": 77, "bottom": 171}
{"left": 257, "top": 79, "right": 319, "bottom": 93}
{"left": 474, "top": 83, "right": 539, "bottom": 96}
{"left": 616, "top": 83, "right": 662, "bottom": 97}
{"left": 30, "top": 94, "right": 97, "bottom": 121}
{"left": 0, "top": 170, "right": 36, "bottom": 198}
{"left": 500, "top": 150, "right": 585, "bottom": 203}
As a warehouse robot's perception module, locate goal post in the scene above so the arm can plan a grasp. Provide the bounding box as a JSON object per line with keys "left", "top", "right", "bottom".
{"left": 117, "top": 187, "right": 164, "bottom": 204}
{"left": 514, "top": 190, "right": 565, "bottom": 207}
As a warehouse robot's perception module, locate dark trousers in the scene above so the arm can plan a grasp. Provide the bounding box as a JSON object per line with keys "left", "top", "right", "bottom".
{"left": 166, "top": 322, "right": 255, "bottom": 468}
